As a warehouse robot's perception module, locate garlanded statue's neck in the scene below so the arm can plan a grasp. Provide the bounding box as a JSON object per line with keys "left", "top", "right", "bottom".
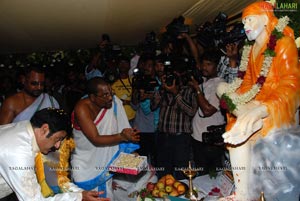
{"left": 255, "top": 30, "right": 269, "bottom": 47}
{"left": 253, "top": 30, "right": 269, "bottom": 59}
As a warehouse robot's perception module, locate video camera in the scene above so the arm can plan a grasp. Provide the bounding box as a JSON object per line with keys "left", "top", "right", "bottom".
{"left": 197, "top": 12, "right": 227, "bottom": 48}
{"left": 165, "top": 16, "right": 189, "bottom": 41}
{"left": 183, "top": 58, "right": 203, "bottom": 86}
{"left": 164, "top": 55, "right": 203, "bottom": 87}
{"left": 197, "top": 12, "right": 246, "bottom": 50}
{"left": 141, "top": 31, "right": 159, "bottom": 54}
{"left": 132, "top": 68, "right": 159, "bottom": 93}
{"left": 218, "top": 22, "right": 246, "bottom": 50}
{"left": 163, "top": 56, "right": 177, "bottom": 87}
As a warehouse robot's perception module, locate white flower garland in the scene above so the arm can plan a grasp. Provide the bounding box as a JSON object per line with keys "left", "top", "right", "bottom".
{"left": 221, "top": 16, "right": 289, "bottom": 112}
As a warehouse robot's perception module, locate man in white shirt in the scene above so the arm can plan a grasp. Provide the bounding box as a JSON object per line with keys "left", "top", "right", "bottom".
{"left": 190, "top": 49, "right": 226, "bottom": 175}
{"left": 0, "top": 108, "right": 108, "bottom": 201}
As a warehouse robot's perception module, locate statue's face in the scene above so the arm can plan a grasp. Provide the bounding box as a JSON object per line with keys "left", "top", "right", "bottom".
{"left": 242, "top": 15, "right": 265, "bottom": 41}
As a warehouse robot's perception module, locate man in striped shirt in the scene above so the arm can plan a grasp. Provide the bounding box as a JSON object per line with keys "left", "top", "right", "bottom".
{"left": 153, "top": 57, "right": 198, "bottom": 180}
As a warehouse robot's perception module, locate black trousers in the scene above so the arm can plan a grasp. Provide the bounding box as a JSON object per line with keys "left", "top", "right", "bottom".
{"left": 136, "top": 132, "right": 157, "bottom": 166}
{"left": 0, "top": 193, "right": 18, "bottom": 201}
{"left": 191, "top": 137, "right": 225, "bottom": 175}
{"left": 155, "top": 132, "right": 191, "bottom": 180}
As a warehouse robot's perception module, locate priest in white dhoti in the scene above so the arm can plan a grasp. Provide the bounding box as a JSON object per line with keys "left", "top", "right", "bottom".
{"left": 12, "top": 92, "right": 59, "bottom": 123}
{"left": 71, "top": 77, "right": 140, "bottom": 200}
{"left": 0, "top": 108, "right": 106, "bottom": 200}
{"left": 0, "top": 66, "right": 59, "bottom": 125}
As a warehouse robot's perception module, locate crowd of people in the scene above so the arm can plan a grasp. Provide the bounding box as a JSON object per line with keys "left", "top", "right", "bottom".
{"left": 0, "top": 1, "right": 299, "bottom": 200}
{"left": 0, "top": 31, "right": 239, "bottom": 201}
{"left": 0, "top": 29, "right": 238, "bottom": 200}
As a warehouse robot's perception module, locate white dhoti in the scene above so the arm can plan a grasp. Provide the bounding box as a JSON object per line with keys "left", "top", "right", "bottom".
{"left": 71, "top": 97, "right": 139, "bottom": 199}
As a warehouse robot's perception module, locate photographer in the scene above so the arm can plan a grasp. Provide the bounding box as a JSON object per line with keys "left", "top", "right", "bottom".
{"left": 177, "top": 33, "right": 201, "bottom": 70}
{"left": 85, "top": 34, "right": 112, "bottom": 81}
{"left": 217, "top": 42, "right": 240, "bottom": 83}
{"left": 196, "top": 13, "right": 245, "bottom": 83}
{"left": 154, "top": 57, "right": 198, "bottom": 180}
{"left": 189, "top": 49, "right": 226, "bottom": 175}
{"left": 111, "top": 55, "right": 135, "bottom": 125}
{"left": 217, "top": 22, "right": 245, "bottom": 83}
{"left": 131, "top": 54, "right": 160, "bottom": 166}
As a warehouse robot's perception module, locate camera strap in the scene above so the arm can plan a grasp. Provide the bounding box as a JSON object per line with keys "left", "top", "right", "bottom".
{"left": 119, "top": 77, "right": 132, "bottom": 94}
{"left": 197, "top": 83, "right": 205, "bottom": 118}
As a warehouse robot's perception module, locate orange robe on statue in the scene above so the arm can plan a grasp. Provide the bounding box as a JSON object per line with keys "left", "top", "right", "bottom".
{"left": 226, "top": 35, "right": 300, "bottom": 137}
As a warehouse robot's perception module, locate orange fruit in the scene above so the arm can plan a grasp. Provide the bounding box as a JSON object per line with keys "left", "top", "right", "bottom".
{"left": 173, "top": 181, "right": 181, "bottom": 188}
{"left": 169, "top": 189, "right": 179, "bottom": 197}
{"left": 177, "top": 184, "right": 186, "bottom": 194}
{"left": 165, "top": 178, "right": 175, "bottom": 186}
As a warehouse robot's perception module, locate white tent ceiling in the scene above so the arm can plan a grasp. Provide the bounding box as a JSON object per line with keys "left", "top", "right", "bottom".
{"left": 0, "top": 0, "right": 257, "bottom": 54}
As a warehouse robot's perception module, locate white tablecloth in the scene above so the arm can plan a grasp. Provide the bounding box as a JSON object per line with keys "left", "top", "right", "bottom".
{"left": 114, "top": 172, "right": 224, "bottom": 201}
{"left": 156, "top": 174, "right": 221, "bottom": 201}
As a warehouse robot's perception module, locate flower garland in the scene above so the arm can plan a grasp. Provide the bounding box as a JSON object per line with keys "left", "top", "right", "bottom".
{"left": 35, "top": 138, "right": 75, "bottom": 196}
{"left": 55, "top": 138, "right": 76, "bottom": 192}
{"left": 220, "top": 16, "right": 289, "bottom": 113}
{"left": 35, "top": 152, "right": 54, "bottom": 197}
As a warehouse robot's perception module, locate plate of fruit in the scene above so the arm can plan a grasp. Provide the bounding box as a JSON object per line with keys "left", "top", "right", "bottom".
{"left": 145, "top": 174, "right": 187, "bottom": 198}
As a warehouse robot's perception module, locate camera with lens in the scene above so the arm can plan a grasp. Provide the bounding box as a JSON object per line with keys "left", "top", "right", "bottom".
{"left": 197, "top": 12, "right": 246, "bottom": 51}
{"left": 165, "top": 16, "right": 189, "bottom": 41}
{"left": 218, "top": 22, "right": 246, "bottom": 51}
{"left": 132, "top": 68, "right": 159, "bottom": 93}
{"left": 178, "top": 57, "right": 203, "bottom": 86}
{"left": 163, "top": 56, "right": 178, "bottom": 87}
{"left": 202, "top": 124, "right": 226, "bottom": 145}
{"left": 103, "top": 66, "right": 119, "bottom": 84}
{"left": 197, "top": 12, "right": 227, "bottom": 48}
{"left": 196, "top": 12, "right": 228, "bottom": 48}
{"left": 142, "top": 31, "right": 159, "bottom": 54}
{"left": 164, "top": 56, "right": 203, "bottom": 87}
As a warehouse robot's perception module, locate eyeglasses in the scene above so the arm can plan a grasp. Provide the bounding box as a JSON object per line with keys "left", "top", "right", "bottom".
{"left": 94, "top": 91, "right": 114, "bottom": 99}
{"left": 29, "top": 81, "right": 45, "bottom": 86}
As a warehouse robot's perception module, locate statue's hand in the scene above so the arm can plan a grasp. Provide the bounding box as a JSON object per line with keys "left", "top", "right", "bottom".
{"left": 223, "top": 104, "right": 268, "bottom": 145}
{"left": 232, "top": 100, "right": 261, "bottom": 117}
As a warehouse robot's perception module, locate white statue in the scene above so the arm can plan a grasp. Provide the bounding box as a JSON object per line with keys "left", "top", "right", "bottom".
{"left": 217, "top": 1, "right": 300, "bottom": 200}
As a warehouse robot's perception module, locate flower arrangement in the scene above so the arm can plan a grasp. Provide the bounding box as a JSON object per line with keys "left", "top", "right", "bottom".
{"left": 137, "top": 188, "right": 155, "bottom": 201}
{"left": 220, "top": 16, "right": 289, "bottom": 113}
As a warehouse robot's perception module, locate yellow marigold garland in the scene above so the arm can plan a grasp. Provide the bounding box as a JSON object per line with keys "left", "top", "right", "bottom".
{"left": 35, "top": 138, "right": 75, "bottom": 197}
{"left": 57, "top": 137, "right": 75, "bottom": 191}
{"left": 35, "top": 152, "right": 54, "bottom": 197}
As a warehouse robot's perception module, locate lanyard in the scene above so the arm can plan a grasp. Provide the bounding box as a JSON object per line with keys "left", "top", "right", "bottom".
{"left": 197, "top": 83, "right": 205, "bottom": 118}
{"left": 119, "top": 77, "right": 132, "bottom": 94}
